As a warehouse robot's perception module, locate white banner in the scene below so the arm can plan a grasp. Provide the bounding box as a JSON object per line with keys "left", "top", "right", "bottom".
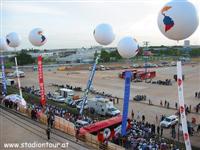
{"left": 177, "top": 61, "right": 191, "bottom": 150}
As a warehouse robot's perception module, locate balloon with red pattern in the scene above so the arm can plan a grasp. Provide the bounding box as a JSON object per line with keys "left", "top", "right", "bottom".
{"left": 29, "top": 28, "right": 47, "bottom": 47}
{"left": 157, "top": 0, "right": 199, "bottom": 41}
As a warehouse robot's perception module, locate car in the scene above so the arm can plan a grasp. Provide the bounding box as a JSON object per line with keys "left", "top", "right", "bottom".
{"left": 75, "top": 120, "right": 89, "bottom": 128}
{"left": 132, "top": 64, "right": 140, "bottom": 68}
{"left": 52, "top": 96, "right": 65, "bottom": 103}
{"left": 121, "top": 66, "right": 130, "bottom": 69}
{"left": 76, "top": 100, "right": 88, "bottom": 109}
{"left": 170, "top": 61, "right": 176, "bottom": 66}
{"left": 7, "top": 70, "right": 25, "bottom": 78}
{"left": 158, "top": 64, "right": 164, "bottom": 67}
{"left": 160, "top": 115, "right": 178, "bottom": 128}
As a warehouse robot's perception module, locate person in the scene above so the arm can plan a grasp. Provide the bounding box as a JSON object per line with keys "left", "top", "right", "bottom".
{"left": 164, "top": 100, "right": 167, "bottom": 107}
{"left": 47, "top": 114, "right": 51, "bottom": 127}
{"left": 131, "top": 110, "right": 134, "bottom": 120}
{"left": 50, "top": 114, "right": 55, "bottom": 128}
{"left": 46, "top": 127, "right": 51, "bottom": 140}
{"left": 175, "top": 102, "right": 178, "bottom": 110}
{"left": 195, "top": 92, "right": 198, "bottom": 98}
{"left": 156, "top": 115, "right": 158, "bottom": 123}
{"left": 171, "top": 125, "right": 176, "bottom": 139}
{"left": 75, "top": 126, "right": 80, "bottom": 142}
{"left": 157, "top": 126, "right": 160, "bottom": 135}
{"left": 136, "top": 111, "right": 141, "bottom": 121}
{"left": 160, "top": 100, "right": 163, "bottom": 106}
{"left": 167, "top": 102, "right": 170, "bottom": 109}
{"left": 161, "top": 127, "right": 163, "bottom": 137}
{"left": 142, "top": 115, "right": 145, "bottom": 122}
{"left": 197, "top": 125, "right": 200, "bottom": 133}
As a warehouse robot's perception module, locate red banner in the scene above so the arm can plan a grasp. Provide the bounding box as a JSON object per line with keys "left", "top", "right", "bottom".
{"left": 38, "top": 55, "right": 46, "bottom": 106}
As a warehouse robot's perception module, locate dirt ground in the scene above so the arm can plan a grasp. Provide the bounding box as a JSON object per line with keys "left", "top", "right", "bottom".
{"left": 17, "top": 62, "right": 200, "bottom": 147}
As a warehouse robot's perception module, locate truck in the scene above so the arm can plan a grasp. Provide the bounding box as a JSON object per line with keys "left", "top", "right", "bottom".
{"left": 60, "top": 88, "right": 74, "bottom": 99}
{"left": 0, "top": 78, "right": 15, "bottom": 86}
{"left": 119, "top": 69, "right": 156, "bottom": 81}
{"left": 7, "top": 70, "right": 25, "bottom": 78}
{"left": 88, "top": 97, "right": 120, "bottom": 116}
{"left": 51, "top": 92, "right": 65, "bottom": 103}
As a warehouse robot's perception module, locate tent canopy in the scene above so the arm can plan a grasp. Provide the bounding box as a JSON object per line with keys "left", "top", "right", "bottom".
{"left": 3, "top": 94, "right": 26, "bottom": 106}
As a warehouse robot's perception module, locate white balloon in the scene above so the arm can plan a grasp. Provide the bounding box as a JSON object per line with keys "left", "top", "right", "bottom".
{"left": 93, "top": 23, "right": 115, "bottom": 45}
{"left": 117, "top": 36, "right": 139, "bottom": 59}
{"left": 6, "top": 32, "right": 21, "bottom": 48}
{"left": 29, "top": 28, "right": 47, "bottom": 47}
{"left": 157, "top": 0, "right": 199, "bottom": 41}
{"left": 0, "top": 37, "right": 8, "bottom": 51}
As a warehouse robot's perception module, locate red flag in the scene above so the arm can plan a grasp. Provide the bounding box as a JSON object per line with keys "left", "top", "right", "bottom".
{"left": 184, "top": 133, "right": 189, "bottom": 141}
{"left": 180, "top": 106, "right": 185, "bottom": 113}
{"left": 38, "top": 55, "right": 46, "bottom": 106}
{"left": 178, "top": 78, "right": 182, "bottom": 86}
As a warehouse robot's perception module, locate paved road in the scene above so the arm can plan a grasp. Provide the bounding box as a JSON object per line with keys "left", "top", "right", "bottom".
{"left": 0, "top": 108, "right": 91, "bottom": 150}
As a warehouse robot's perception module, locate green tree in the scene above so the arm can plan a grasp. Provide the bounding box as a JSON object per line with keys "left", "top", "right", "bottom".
{"left": 11, "top": 50, "right": 35, "bottom": 65}
{"left": 100, "top": 49, "right": 110, "bottom": 62}
{"left": 110, "top": 50, "right": 122, "bottom": 59}
{"left": 189, "top": 49, "right": 200, "bottom": 57}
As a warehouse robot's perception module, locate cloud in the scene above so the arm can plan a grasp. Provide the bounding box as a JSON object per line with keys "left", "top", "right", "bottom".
{"left": 3, "top": 2, "right": 65, "bottom": 15}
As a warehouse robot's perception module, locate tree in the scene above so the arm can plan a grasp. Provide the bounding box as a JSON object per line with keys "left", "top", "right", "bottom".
{"left": 11, "top": 50, "right": 35, "bottom": 65}
{"left": 100, "top": 49, "right": 110, "bottom": 62}
{"left": 189, "top": 49, "right": 200, "bottom": 57}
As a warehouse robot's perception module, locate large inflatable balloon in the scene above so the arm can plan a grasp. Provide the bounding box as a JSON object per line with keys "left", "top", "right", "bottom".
{"left": 157, "top": 0, "right": 199, "bottom": 41}
{"left": 93, "top": 23, "right": 115, "bottom": 45}
{"left": 0, "top": 37, "right": 8, "bottom": 51}
{"left": 29, "top": 28, "right": 47, "bottom": 46}
{"left": 117, "top": 36, "right": 139, "bottom": 58}
{"left": 6, "top": 32, "right": 21, "bottom": 48}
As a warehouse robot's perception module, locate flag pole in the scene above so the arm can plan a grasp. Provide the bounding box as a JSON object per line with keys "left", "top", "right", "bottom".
{"left": 14, "top": 48, "right": 23, "bottom": 98}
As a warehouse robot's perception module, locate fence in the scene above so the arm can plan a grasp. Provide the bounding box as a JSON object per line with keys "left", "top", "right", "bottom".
{"left": 17, "top": 105, "right": 124, "bottom": 150}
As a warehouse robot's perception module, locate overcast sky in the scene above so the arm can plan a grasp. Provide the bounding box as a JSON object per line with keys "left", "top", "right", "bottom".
{"left": 1, "top": 0, "right": 200, "bottom": 50}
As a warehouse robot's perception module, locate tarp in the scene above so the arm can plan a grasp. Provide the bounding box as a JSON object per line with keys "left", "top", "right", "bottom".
{"left": 3, "top": 94, "right": 26, "bottom": 106}
{"left": 80, "top": 115, "right": 122, "bottom": 135}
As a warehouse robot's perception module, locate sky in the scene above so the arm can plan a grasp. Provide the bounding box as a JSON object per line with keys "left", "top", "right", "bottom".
{"left": 1, "top": 0, "right": 200, "bottom": 50}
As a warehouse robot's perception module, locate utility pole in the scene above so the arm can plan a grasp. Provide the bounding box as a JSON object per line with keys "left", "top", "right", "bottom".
{"left": 143, "top": 41, "right": 150, "bottom": 81}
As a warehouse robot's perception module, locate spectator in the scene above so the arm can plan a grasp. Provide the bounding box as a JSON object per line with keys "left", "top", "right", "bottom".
{"left": 131, "top": 110, "right": 134, "bottom": 120}
{"left": 46, "top": 127, "right": 51, "bottom": 140}
{"left": 156, "top": 114, "right": 158, "bottom": 123}
{"left": 175, "top": 102, "right": 178, "bottom": 110}
{"left": 157, "top": 126, "right": 160, "bottom": 135}
{"left": 161, "top": 127, "right": 163, "bottom": 137}
{"left": 160, "top": 100, "right": 163, "bottom": 106}
{"left": 136, "top": 111, "right": 141, "bottom": 121}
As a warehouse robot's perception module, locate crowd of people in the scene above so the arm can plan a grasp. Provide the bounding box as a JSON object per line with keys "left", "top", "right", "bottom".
{"left": 152, "top": 79, "right": 172, "bottom": 86}
{"left": 112, "top": 119, "right": 181, "bottom": 150}
{"left": 51, "top": 83, "right": 82, "bottom": 92}
{"left": 3, "top": 99, "right": 19, "bottom": 111}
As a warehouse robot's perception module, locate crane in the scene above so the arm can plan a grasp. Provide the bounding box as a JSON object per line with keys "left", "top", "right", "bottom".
{"left": 79, "top": 55, "right": 100, "bottom": 115}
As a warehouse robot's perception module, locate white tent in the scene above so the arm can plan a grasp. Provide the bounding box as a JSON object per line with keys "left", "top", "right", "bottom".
{"left": 3, "top": 94, "right": 26, "bottom": 106}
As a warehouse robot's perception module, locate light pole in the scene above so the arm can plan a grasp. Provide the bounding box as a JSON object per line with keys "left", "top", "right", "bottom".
{"left": 143, "top": 41, "right": 149, "bottom": 82}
